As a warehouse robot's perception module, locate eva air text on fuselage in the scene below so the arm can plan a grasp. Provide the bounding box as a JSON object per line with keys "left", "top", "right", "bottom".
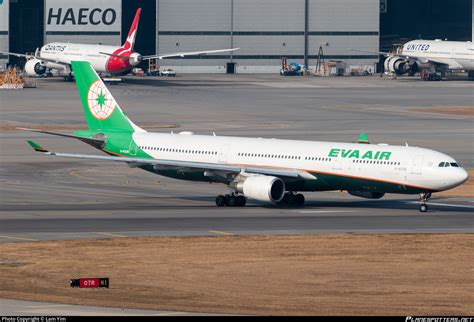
{"left": 328, "top": 148, "right": 392, "bottom": 160}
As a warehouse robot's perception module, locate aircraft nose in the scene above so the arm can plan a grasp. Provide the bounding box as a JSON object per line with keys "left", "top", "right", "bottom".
{"left": 457, "top": 168, "right": 469, "bottom": 185}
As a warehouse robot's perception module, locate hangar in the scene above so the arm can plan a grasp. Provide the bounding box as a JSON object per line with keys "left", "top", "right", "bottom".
{"left": 2, "top": 0, "right": 472, "bottom": 73}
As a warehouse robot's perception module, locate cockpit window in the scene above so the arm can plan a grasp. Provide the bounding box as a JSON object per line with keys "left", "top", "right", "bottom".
{"left": 439, "top": 162, "right": 461, "bottom": 168}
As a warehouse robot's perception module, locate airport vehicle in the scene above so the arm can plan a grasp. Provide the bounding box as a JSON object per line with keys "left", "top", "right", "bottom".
{"left": 160, "top": 69, "right": 176, "bottom": 77}
{"left": 25, "top": 61, "right": 468, "bottom": 212}
{"left": 353, "top": 39, "right": 474, "bottom": 80}
{"left": 1, "top": 8, "right": 238, "bottom": 80}
{"left": 280, "top": 57, "right": 303, "bottom": 76}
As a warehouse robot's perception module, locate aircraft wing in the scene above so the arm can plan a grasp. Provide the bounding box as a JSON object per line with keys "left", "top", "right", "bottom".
{"left": 348, "top": 48, "right": 391, "bottom": 57}
{"left": 0, "top": 51, "right": 70, "bottom": 66}
{"left": 141, "top": 48, "right": 240, "bottom": 60}
{"left": 0, "top": 51, "right": 36, "bottom": 59}
{"left": 27, "top": 141, "right": 316, "bottom": 181}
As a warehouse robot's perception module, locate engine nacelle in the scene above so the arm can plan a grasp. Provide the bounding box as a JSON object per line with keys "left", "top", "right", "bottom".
{"left": 384, "top": 56, "right": 420, "bottom": 76}
{"left": 347, "top": 191, "right": 385, "bottom": 199}
{"left": 385, "top": 56, "right": 409, "bottom": 75}
{"left": 24, "top": 59, "right": 47, "bottom": 76}
{"left": 232, "top": 175, "right": 285, "bottom": 203}
{"left": 129, "top": 52, "right": 142, "bottom": 66}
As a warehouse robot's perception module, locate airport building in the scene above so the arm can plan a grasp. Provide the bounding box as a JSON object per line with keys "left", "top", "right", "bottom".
{"left": 2, "top": 0, "right": 473, "bottom": 73}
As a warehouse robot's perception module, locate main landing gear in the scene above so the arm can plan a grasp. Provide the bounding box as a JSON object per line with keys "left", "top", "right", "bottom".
{"left": 215, "top": 192, "right": 306, "bottom": 207}
{"left": 418, "top": 192, "right": 432, "bottom": 212}
{"left": 278, "top": 192, "right": 305, "bottom": 207}
{"left": 216, "top": 194, "right": 246, "bottom": 207}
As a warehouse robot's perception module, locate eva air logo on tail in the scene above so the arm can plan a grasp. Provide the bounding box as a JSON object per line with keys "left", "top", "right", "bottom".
{"left": 87, "top": 80, "right": 116, "bottom": 120}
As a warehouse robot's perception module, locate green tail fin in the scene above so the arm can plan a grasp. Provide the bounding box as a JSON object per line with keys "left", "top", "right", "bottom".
{"left": 71, "top": 61, "right": 144, "bottom": 133}
{"left": 358, "top": 133, "right": 370, "bottom": 144}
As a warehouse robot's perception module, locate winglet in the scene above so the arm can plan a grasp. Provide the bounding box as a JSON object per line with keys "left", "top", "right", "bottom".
{"left": 27, "top": 141, "right": 49, "bottom": 153}
{"left": 358, "top": 133, "right": 370, "bottom": 144}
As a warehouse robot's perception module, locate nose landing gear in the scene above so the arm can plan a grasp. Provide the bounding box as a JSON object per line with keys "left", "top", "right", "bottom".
{"left": 418, "top": 192, "right": 432, "bottom": 212}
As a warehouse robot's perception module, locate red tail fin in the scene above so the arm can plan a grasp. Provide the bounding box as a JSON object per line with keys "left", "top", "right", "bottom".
{"left": 122, "top": 8, "right": 141, "bottom": 51}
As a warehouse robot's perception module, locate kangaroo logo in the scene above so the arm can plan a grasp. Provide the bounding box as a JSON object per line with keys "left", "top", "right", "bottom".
{"left": 87, "top": 80, "right": 116, "bottom": 120}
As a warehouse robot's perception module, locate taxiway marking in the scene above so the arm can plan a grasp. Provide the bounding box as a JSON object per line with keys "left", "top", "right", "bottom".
{"left": 209, "top": 230, "right": 234, "bottom": 236}
{"left": 95, "top": 232, "right": 128, "bottom": 238}
{"left": 0, "top": 235, "right": 39, "bottom": 242}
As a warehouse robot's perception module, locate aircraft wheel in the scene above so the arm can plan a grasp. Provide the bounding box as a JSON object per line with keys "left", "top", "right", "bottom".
{"left": 227, "top": 195, "right": 238, "bottom": 207}
{"left": 236, "top": 196, "right": 246, "bottom": 207}
{"left": 216, "top": 195, "right": 226, "bottom": 207}
{"left": 286, "top": 193, "right": 296, "bottom": 206}
{"left": 419, "top": 204, "right": 428, "bottom": 213}
{"left": 295, "top": 194, "right": 305, "bottom": 206}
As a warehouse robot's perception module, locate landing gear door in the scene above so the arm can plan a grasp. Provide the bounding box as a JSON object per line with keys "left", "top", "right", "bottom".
{"left": 218, "top": 145, "right": 230, "bottom": 164}
{"left": 411, "top": 155, "right": 423, "bottom": 174}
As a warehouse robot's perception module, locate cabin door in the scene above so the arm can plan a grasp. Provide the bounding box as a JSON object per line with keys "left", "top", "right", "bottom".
{"left": 411, "top": 155, "right": 423, "bottom": 175}
{"left": 218, "top": 145, "right": 230, "bottom": 163}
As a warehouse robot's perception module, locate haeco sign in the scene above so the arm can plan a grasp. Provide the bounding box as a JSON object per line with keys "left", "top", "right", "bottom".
{"left": 47, "top": 7, "right": 117, "bottom": 26}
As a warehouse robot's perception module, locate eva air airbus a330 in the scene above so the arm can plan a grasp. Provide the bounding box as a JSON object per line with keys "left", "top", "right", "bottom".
{"left": 25, "top": 61, "right": 468, "bottom": 212}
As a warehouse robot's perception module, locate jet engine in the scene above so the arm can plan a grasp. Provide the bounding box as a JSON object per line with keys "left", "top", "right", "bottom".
{"left": 385, "top": 56, "right": 421, "bottom": 76}
{"left": 348, "top": 191, "right": 385, "bottom": 199}
{"left": 231, "top": 175, "right": 285, "bottom": 203}
{"left": 384, "top": 56, "right": 412, "bottom": 75}
{"left": 128, "top": 52, "right": 142, "bottom": 66}
{"left": 24, "top": 59, "right": 47, "bottom": 76}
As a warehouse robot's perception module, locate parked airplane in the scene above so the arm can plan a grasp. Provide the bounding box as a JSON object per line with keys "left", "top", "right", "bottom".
{"left": 2, "top": 8, "right": 238, "bottom": 80}
{"left": 352, "top": 39, "right": 474, "bottom": 80}
{"left": 25, "top": 61, "right": 468, "bottom": 212}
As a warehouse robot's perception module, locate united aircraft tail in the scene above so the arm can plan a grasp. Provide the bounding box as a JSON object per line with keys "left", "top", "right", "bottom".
{"left": 71, "top": 61, "right": 145, "bottom": 133}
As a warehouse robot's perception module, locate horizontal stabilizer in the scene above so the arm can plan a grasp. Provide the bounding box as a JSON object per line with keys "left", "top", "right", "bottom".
{"left": 19, "top": 127, "right": 105, "bottom": 149}
{"left": 27, "top": 141, "right": 49, "bottom": 153}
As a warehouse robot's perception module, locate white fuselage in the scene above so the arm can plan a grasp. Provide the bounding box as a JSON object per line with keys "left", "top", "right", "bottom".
{"left": 129, "top": 132, "right": 468, "bottom": 193}
{"left": 401, "top": 40, "right": 474, "bottom": 70}
{"left": 38, "top": 42, "right": 122, "bottom": 74}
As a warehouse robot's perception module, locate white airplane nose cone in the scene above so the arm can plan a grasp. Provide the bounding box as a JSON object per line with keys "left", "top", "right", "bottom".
{"left": 458, "top": 168, "right": 469, "bottom": 185}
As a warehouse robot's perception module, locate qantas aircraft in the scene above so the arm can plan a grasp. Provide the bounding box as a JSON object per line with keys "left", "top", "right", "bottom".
{"left": 25, "top": 61, "right": 468, "bottom": 212}
{"left": 2, "top": 8, "right": 238, "bottom": 79}
{"left": 353, "top": 39, "right": 474, "bottom": 80}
